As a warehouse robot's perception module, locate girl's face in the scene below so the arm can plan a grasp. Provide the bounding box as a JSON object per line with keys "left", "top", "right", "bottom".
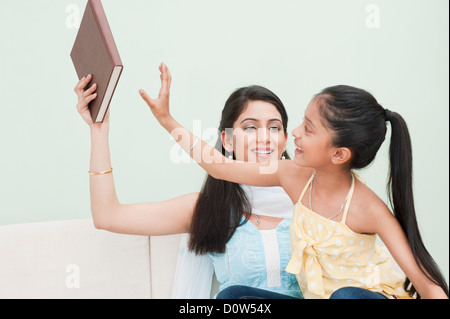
{"left": 291, "top": 98, "right": 337, "bottom": 168}
{"left": 222, "top": 100, "right": 288, "bottom": 163}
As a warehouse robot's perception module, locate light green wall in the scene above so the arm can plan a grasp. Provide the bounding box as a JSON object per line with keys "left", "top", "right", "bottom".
{"left": 0, "top": 0, "right": 448, "bottom": 281}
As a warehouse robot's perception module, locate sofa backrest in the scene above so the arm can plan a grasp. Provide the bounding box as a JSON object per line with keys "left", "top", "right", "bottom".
{"left": 0, "top": 218, "right": 401, "bottom": 298}
{"left": 0, "top": 219, "right": 152, "bottom": 298}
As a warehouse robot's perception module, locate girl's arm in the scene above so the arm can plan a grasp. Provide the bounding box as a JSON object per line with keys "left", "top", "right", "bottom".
{"left": 75, "top": 75, "right": 195, "bottom": 236}
{"left": 139, "top": 63, "right": 299, "bottom": 188}
{"left": 365, "top": 199, "right": 448, "bottom": 299}
{"left": 155, "top": 115, "right": 285, "bottom": 187}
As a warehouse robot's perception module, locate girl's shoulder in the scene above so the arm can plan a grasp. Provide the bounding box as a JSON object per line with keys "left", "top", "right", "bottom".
{"left": 355, "top": 180, "right": 389, "bottom": 212}
{"left": 346, "top": 179, "right": 391, "bottom": 234}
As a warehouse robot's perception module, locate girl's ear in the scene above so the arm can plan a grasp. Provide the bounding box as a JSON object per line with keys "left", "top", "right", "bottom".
{"left": 221, "top": 130, "right": 233, "bottom": 153}
{"left": 331, "top": 147, "right": 352, "bottom": 165}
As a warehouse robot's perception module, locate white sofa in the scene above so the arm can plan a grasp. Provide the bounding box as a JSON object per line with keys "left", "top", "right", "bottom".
{"left": 0, "top": 218, "right": 219, "bottom": 299}
{"left": 0, "top": 218, "right": 404, "bottom": 299}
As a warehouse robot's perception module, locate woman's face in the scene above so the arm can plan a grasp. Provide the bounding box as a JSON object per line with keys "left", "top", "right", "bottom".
{"left": 222, "top": 100, "right": 288, "bottom": 163}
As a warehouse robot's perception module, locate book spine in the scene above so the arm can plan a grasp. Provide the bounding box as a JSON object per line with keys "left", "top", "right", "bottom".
{"left": 89, "top": 0, "right": 123, "bottom": 66}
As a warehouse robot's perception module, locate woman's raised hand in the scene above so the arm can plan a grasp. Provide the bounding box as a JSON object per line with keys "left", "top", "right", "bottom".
{"left": 139, "top": 63, "right": 172, "bottom": 125}
{"left": 74, "top": 74, "right": 109, "bottom": 127}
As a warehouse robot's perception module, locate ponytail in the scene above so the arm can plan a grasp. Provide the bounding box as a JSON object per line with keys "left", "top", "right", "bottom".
{"left": 387, "top": 111, "right": 449, "bottom": 298}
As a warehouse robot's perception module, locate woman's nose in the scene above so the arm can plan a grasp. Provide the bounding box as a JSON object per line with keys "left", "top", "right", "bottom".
{"left": 256, "top": 128, "right": 270, "bottom": 143}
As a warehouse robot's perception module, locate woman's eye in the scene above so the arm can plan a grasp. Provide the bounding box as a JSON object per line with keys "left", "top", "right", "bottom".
{"left": 244, "top": 126, "right": 281, "bottom": 132}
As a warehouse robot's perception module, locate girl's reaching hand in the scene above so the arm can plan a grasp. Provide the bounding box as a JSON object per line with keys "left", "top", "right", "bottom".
{"left": 139, "top": 63, "right": 172, "bottom": 125}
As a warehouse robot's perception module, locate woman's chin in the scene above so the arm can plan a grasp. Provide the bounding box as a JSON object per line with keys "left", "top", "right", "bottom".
{"left": 255, "top": 154, "right": 278, "bottom": 164}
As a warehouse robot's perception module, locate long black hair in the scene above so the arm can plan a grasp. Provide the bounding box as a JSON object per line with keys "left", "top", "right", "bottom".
{"left": 315, "top": 85, "right": 449, "bottom": 298}
{"left": 188, "top": 85, "right": 290, "bottom": 255}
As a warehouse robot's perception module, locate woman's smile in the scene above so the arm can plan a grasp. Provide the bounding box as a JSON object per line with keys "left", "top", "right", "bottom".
{"left": 252, "top": 147, "right": 274, "bottom": 159}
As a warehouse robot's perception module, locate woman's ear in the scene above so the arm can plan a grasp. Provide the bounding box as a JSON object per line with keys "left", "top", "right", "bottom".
{"left": 331, "top": 147, "right": 352, "bottom": 165}
{"left": 221, "top": 130, "right": 233, "bottom": 153}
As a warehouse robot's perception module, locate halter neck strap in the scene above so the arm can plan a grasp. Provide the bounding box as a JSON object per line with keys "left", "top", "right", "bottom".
{"left": 298, "top": 173, "right": 315, "bottom": 203}
{"left": 298, "top": 171, "right": 360, "bottom": 224}
{"left": 340, "top": 172, "right": 356, "bottom": 224}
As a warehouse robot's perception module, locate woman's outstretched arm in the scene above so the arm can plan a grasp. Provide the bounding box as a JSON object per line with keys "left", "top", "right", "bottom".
{"left": 75, "top": 75, "right": 196, "bottom": 236}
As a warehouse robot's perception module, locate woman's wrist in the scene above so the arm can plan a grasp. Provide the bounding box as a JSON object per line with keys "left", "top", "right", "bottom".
{"left": 89, "top": 122, "right": 109, "bottom": 135}
{"left": 89, "top": 122, "right": 112, "bottom": 177}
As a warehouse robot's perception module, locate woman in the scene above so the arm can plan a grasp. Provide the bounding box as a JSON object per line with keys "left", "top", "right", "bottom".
{"left": 74, "top": 72, "right": 302, "bottom": 298}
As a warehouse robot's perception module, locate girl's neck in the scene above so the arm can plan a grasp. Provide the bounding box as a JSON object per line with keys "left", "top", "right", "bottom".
{"left": 312, "top": 167, "right": 353, "bottom": 194}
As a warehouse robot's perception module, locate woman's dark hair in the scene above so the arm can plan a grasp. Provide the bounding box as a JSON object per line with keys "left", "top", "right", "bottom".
{"left": 188, "top": 85, "right": 290, "bottom": 255}
{"left": 315, "top": 85, "right": 449, "bottom": 298}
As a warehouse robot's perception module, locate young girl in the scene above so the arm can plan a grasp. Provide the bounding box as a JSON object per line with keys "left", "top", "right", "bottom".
{"left": 140, "top": 63, "right": 449, "bottom": 299}
{"left": 75, "top": 75, "right": 302, "bottom": 298}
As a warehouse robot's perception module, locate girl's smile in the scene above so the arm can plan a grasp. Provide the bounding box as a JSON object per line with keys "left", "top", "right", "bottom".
{"left": 294, "top": 144, "right": 303, "bottom": 156}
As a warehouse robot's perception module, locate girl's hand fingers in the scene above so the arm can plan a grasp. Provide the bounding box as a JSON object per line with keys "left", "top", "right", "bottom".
{"left": 163, "top": 63, "right": 171, "bottom": 95}
{"left": 166, "top": 64, "right": 172, "bottom": 89}
{"left": 139, "top": 89, "right": 155, "bottom": 108}
{"left": 140, "top": 63, "right": 172, "bottom": 122}
{"left": 158, "top": 63, "right": 171, "bottom": 98}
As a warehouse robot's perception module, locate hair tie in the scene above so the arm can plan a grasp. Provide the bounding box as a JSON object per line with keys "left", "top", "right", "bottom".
{"left": 384, "top": 109, "right": 392, "bottom": 121}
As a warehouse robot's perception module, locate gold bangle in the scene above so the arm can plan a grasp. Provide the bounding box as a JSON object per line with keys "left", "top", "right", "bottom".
{"left": 89, "top": 168, "right": 113, "bottom": 176}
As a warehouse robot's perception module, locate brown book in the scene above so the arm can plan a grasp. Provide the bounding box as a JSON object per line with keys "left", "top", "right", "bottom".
{"left": 70, "top": 0, "right": 123, "bottom": 123}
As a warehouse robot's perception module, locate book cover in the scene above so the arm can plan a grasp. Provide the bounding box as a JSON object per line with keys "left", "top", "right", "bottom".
{"left": 70, "top": 0, "right": 123, "bottom": 123}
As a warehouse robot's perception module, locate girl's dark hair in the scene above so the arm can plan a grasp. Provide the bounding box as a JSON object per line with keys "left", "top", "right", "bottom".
{"left": 315, "top": 85, "right": 449, "bottom": 298}
{"left": 188, "top": 85, "right": 290, "bottom": 255}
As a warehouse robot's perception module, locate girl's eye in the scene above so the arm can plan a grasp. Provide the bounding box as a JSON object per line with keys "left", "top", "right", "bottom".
{"left": 304, "top": 125, "right": 311, "bottom": 133}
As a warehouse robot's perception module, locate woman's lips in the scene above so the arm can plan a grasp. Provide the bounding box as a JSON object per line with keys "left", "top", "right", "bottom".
{"left": 252, "top": 148, "right": 274, "bottom": 158}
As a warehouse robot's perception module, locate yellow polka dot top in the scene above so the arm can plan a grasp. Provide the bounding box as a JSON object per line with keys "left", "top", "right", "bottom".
{"left": 285, "top": 172, "right": 412, "bottom": 299}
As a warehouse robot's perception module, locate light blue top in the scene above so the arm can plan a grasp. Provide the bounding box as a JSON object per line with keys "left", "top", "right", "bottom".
{"left": 208, "top": 217, "right": 303, "bottom": 298}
